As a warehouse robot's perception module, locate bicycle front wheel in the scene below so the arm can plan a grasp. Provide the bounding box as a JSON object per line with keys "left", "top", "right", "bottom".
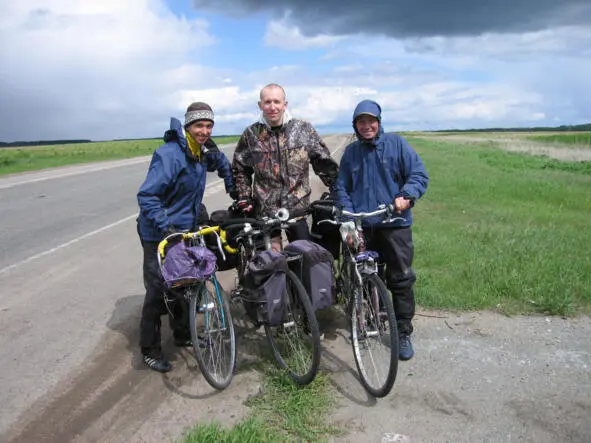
{"left": 350, "top": 273, "right": 398, "bottom": 397}
{"left": 189, "top": 277, "right": 236, "bottom": 390}
{"left": 265, "top": 269, "right": 321, "bottom": 385}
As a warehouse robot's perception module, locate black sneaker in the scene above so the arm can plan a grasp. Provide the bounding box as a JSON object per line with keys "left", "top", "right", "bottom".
{"left": 143, "top": 355, "right": 172, "bottom": 373}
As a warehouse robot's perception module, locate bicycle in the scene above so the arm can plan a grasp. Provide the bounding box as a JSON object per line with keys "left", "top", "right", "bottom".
{"left": 157, "top": 226, "right": 237, "bottom": 390}
{"left": 310, "top": 199, "right": 402, "bottom": 397}
{"left": 219, "top": 206, "right": 322, "bottom": 385}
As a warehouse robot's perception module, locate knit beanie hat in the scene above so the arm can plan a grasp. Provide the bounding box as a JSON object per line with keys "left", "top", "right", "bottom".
{"left": 184, "top": 102, "right": 214, "bottom": 128}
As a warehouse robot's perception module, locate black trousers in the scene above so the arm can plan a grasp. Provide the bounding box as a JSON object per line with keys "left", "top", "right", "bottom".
{"left": 138, "top": 204, "right": 209, "bottom": 357}
{"left": 139, "top": 241, "right": 190, "bottom": 357}
{"left": 364, "top": 226, "right": 416, "bottom": 335}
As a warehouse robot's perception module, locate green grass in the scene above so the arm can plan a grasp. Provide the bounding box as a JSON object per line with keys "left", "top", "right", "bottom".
{"left": 526, "top": 132, "right": 591, "bottom": 146}
{"left": 407, "top": 137, "right": 591, "bottom": 316}
{"left": 182, "top": 369, "right": 338, "bottom": 443}
{"left": 0, "top": 136, "right": 240, "bottom": 175}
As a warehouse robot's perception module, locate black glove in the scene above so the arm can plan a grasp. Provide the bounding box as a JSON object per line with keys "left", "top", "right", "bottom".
{"left": 228, "top": 189, "right": 239, "bottom": 200}
{"left": 163, "top": 225, "right": 179, "bottom": 238}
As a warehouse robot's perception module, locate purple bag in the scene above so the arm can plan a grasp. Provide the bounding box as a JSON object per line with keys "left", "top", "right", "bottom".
{"left": 161, "top": 242, "right": 217, "bottom": 288}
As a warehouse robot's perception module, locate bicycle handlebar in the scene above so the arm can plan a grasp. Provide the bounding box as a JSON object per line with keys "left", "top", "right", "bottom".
{"left": 310, "top": 200, "right": 405, "bottom": 225}
{"left": 157, "top": 226, "right": 238, "bottom": 262}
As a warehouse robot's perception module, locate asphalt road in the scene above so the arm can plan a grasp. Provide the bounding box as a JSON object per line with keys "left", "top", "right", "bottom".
{"left": 0, "top": 143, "right": 239, "bottom": 435}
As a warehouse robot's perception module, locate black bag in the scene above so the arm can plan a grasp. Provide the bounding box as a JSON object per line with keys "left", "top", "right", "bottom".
{"left": 284, "top": 240, "right": 335, "bottom": 311}
{"left": 203, "top": 209, "right": 241, "bottom": 271}
{"left": 311, "top": 206, "right": 341, "bottom": 260}
{"left": 241, "top": 250, "right": 288, "bottom": 326}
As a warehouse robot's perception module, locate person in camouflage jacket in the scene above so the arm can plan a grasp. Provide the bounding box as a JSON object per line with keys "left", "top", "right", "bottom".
{"left": 232, "top": 83, "right": 339, "bottom": 245}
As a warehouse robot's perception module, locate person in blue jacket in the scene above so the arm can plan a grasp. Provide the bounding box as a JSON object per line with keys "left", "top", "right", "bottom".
{"left": 334, "top": 99, "right": 429, "bottom": 361}
{"left": 137, "top": 102, "right": 235, "bottom": 373}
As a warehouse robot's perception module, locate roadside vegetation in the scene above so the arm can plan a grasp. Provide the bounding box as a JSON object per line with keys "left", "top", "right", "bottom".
{"left": 407, "top": 136, "right": 591, "bottom": 316}
{"left": 181, "top": 368, "right": 337, "bottom": 443}
{"left": 526, "top": 132, "right": 591, "bottom": 146}
{"left": 0, "top": 136, "right": 240, "bottom": 175}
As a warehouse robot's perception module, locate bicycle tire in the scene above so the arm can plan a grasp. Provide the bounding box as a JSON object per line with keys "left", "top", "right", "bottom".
{"left": 189, "top": 278, "right": 236, "bottom": 390}
{"left": 265, "top": 269, "right": 321, "bottom": 385}
{"left": 350, "top": 273, "right": 398, "bottom": 397}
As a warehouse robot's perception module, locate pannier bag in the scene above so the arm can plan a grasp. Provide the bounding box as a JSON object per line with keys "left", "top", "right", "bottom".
{"left": 240, "top": 250, "right": 288, "bottom": 326}
{"left": 284, "top": 240, "right": 334, "bottom": 311}
{"left": 203, "top": 209, "right": 241, "bottom": 271}
{"left": 310, "top": 205, "right": 341, "bottom": 260}
{"left": 161, "top": 242, "right": 217, "bottom": 289}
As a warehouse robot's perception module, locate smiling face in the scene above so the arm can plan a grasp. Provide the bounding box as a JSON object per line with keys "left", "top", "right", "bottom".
{"left": 355, "top": 114, "right": 379, "bottom": 140}
{"left": 258, "top": 85, "right": 287, "bottom": 127}
{"left": 186, "top": 120, "right": 213, "bottom": 145}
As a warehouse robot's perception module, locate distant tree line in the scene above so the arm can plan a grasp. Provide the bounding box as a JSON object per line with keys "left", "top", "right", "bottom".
{"left": 0, "top": 139, "right": 92, "bottom": 148}
{"left": 2, "top": 124, "right": 590, "bottom": 147}
{"left": 431, "top": 123, "right": 591, "bottom": 133}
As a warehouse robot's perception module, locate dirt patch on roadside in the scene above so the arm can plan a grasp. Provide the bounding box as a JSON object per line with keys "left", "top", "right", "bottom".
{"left": 322, "top": 308, "right": 591, "bottom": 443}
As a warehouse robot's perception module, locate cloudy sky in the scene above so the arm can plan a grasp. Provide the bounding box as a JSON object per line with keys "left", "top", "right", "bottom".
{"left": 1, "top": 0, "right": 589, "bottom": 142}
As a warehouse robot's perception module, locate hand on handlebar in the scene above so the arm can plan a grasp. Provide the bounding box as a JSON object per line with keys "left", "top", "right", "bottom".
{"left": 163, "top": 225, "right": 181, "bottom": 238}
{"left": 235, "top": 199, "right": 253, "bottom": 214}
{"left": 394, "top": 197, "right": 412, "bottom": 214}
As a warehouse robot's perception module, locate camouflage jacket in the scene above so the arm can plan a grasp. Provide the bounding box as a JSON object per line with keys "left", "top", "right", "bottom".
{"left": 232, "top": 118, "right": 339, "bottom": 216}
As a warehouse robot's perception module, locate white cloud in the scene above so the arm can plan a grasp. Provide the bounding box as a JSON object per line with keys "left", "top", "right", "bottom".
{"left": 0, "top": 0, "right": 219, "bottom": 141}
{"left": 264, "top": 19, "right": 343, "bottom": 50}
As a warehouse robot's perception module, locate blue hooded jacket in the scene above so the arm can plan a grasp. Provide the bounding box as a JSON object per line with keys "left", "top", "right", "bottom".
{"left": 334, "top": 100, "right": 429, "bottom": 228}
{"left": 137, "top": 117, "right": 234, "bottom": 242}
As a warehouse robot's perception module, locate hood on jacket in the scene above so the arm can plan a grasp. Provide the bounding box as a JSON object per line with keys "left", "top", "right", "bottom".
{"left": 352, "top": 99, "right": 384, "bottom": 144}
{"left": 163, "top": 117, "right": 188, "bottom": 152}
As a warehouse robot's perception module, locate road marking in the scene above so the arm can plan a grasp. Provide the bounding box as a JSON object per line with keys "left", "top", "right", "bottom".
{"left": 0, "top": 178, "right": 224, "bottom": 276}
{"left": 0, "top": 158, "right": 151, "bottom": 190}
{"left": 0, "top": 215, "right": 138, "bottom": 275}
{"left": 0, "top": 137, "right": 348, "bottom": 275}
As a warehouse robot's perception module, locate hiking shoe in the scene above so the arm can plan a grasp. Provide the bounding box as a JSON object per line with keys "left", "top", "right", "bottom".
{"left": 399, "top": 334, "right": 414, "bottom": 361}
{"left": 143, "top": 355, "right": 172, "bottom": 373}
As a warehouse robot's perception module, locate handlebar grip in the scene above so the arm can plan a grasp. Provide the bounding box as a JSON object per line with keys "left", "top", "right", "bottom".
{"left": 289, "top": 207, "right": 311, "bottom": 219}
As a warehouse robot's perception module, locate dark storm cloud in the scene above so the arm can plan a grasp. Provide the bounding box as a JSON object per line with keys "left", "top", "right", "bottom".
{"left": 193, "top": 0, "right": 591, "bottom": 38}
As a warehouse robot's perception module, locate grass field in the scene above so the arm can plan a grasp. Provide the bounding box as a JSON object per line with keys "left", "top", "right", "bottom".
{"left": 526, "top": 132, "right": 591, "bottom": 146}
{"left": 0, "top": 136, "right": 240, "bottom": 175}
{"left": 407, "top": 136, "right": 591, "bottom": 316}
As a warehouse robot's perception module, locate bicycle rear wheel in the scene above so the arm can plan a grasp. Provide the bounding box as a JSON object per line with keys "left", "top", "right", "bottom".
{"left": 350, "top": 273, "right": 398, "bottom": 397}
{"left": 265, "top": 269, "right": 321, "bottom": 385}
{"left": 189, "top": 277, "right": 236, "bottom": 390}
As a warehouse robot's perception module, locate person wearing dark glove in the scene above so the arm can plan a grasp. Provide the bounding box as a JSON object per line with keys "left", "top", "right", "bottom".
{"left": 136, "top": 101, "right": 235, "bottom": 373}
{"left": 232, "top": 83, "right": 339, "bottom": 248}
{"left": 236, "top": 199, "right": 253, "bottom": 214}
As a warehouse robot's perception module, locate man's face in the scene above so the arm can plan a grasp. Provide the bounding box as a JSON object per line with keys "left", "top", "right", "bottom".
{"left": 187, "top": 120, "right": 214, "bottom": 145}
{"left": 355, "top": 114, "right": 379, "bottom": 140}
{"left": 258, "top": 86, "right": 287, "bottom": 126}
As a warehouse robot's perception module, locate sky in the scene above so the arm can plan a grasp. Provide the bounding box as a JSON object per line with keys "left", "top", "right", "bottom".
{"left": 0, "top": 0, "right": 590, "bottom": 142}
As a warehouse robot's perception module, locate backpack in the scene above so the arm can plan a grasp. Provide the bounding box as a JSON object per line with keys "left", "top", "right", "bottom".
{"left": 284, "top": 240, "right": 335, "bottom": 311}
{"left": 240, "top": 250, "right": 288, "bottom": 326}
